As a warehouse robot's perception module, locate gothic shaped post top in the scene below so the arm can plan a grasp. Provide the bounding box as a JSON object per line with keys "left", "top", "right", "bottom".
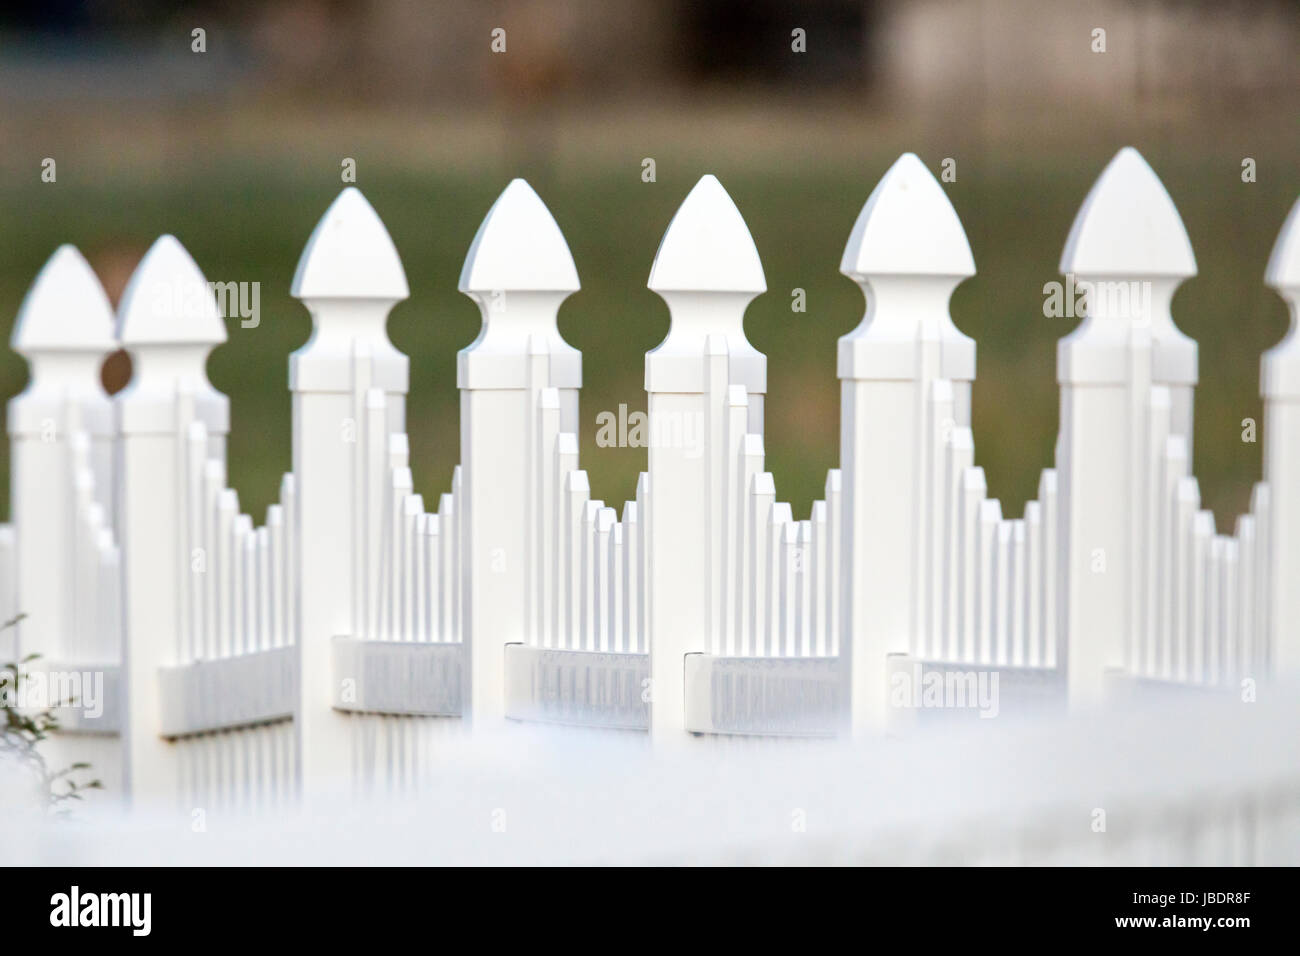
{"left": 1264, "top": 197, "right": 1300, "bottom": 398}
{"left": 291, "top": 187, "right": 409, "bottom": 395}
{"left": 646, "top": 174, "right": 766, "bottom": 395}
{"left": 457, "top": 178, "right": 581, "bottom": 391}
{"left": 838, "top": 153, "right": 975, "bottom": 383}
{"left": 8, "top": 245, "right": 117, "bottom": 435}
{"left": 12, "top": 245, "right": 117, "bottom": 354}
{"left": 1058, "top": 147, "right": 1197, "bottom": 386}
{"left": 116, "top": 234, "right": 229, "bottom": 436}
{"left": 118, "top": 235, "right": 226, "bottom": 346}
{"left": 1060, "top": 148, "right": 1196, "bottom": 280}
{"left": 292, "top": 187, "right": 409, "bottom": 300}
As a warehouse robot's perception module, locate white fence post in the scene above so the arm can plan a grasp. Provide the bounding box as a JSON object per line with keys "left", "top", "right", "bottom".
{"left": 1264, "top": 198, "right": 1300, "bottom": 678}
{"left": 1057, "top": 148, "right": 1197, "bottom": 705}
{"left": 457, "top": 179, "right": 580, "bottom": 726}
{"left": 645, "top": 175, "right": 766, "bottom": 739}
{"left": 838, "top": 154, "right": 975, "bottom": 734}
{"left": 116, "top": 236, "right": 228, "bottom": 805}
{"left": 8, "top": 247, "right": 119, "bottom": 794}
{"left": 291, "top": 188, "right": 409, "bottom": 789}
{"left": 8, "top": 247, "right": 117, "bottom": 662}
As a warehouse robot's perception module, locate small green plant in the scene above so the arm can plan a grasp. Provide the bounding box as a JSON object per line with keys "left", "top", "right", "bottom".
{"left": 0, "top": 614, "right": 102, "bottom": 812}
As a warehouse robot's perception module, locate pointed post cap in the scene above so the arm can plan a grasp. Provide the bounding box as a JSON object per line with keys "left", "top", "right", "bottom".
{"left": 837, "top": 154, "right": 975, "bottom": 384}
{"left": 118, "top": 235, "right": 227, "bottom": 347}
{"left": 648, "top": 175, "right": 765, "bottom": 294}
{"left": 12, "top": 245, "right": 117, "bottom": 353}
{"left": 290, "top": 189, "right": 409, "bottom": 395}
{"left": 1060, "top": 147, "right": 1196, "bottom": 278}
{"left": 840, "top": 153, "right": 975, "bottom": 279}
{"left": 644, "top": 175, "right": 766, "bottom": 395}
{"left": 456, "top": 180, "right": 581, "bottom": 391}
{"left": 1266, "top": 197, "right": 1300, "bottom": 292}
{"left": 459, "top": 179, "right": 579, "bottom": 294}
{"left": 292, "top": 187, "right": 409, "bottom": 300}
{"left": 114, "top": 236, "right": 231, "bottom": 436}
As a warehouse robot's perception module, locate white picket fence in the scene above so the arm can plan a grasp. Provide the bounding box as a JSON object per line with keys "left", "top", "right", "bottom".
{"left": 3, "top": 147, "right": 1298, "bottom": 808}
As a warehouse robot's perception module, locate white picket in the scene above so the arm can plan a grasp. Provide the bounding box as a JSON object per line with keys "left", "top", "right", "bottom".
{"left": 957, "top": 467, "right": 985, "bottom": 664}
{"left": 621, "top": 499, "right": 639, "bottom": 654}
{"left": 747, "top": 472, "right": 776, "bottom": 657}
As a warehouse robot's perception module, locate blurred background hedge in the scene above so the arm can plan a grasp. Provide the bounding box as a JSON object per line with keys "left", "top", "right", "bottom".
{"left": 0, "top": 0, "right": 1295, "bottom": 528}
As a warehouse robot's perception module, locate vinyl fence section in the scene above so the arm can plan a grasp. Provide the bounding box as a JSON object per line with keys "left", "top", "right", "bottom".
{"left": 4, "top": 148, "right": 1297, "bottom": 805}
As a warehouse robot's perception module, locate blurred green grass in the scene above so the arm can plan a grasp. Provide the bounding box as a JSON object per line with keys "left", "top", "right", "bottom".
{"left": 0, "top": 126, "right": 1291, "bottom": 533}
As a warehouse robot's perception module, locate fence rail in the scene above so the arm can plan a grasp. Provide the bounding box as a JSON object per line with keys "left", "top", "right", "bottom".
{"left": 4, "top": 147, "right": 1298, "bottom": 806}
